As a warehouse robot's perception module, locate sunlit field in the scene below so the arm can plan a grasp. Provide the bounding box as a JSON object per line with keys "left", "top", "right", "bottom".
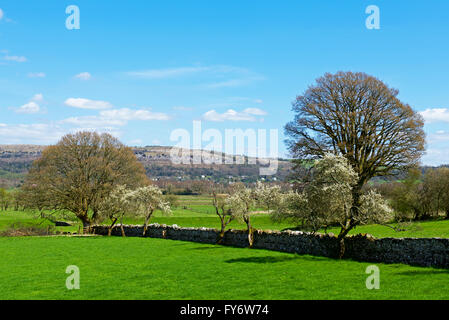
{"left": 1, "top": 236, "right": 448, "bottom": 300}
{"left": 3, "top": 195, "right": 449, "bottom": 239}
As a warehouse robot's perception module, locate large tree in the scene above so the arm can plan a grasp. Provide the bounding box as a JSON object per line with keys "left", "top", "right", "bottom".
{"left": 22, "top": 131, "right": 148, "bottom": 231}
{"left": 285, "top": 71, "right": 425, "bottom": 246}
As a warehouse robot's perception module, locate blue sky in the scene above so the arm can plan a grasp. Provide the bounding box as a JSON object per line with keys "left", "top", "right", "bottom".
{"left": 0, "top": 0, "right": 448, "bottom": 165}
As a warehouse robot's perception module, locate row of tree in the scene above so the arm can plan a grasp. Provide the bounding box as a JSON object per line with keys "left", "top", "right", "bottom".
{"left": 212, "top": 155, "right": 393, "bottom": 254}
{"left": 375, "top": 167, "right": 449, "bottom": 221}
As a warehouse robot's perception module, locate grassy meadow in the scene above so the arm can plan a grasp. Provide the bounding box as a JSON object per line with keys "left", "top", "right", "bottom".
{"left": 1, "top": 236, "right": 449, "bottom": 300}
{"left": 2, "top": 195, "right": 449, "bottom": 300}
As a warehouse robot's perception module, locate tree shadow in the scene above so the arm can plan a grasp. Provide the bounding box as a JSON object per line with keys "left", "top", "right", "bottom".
{"left": 191, "top": 245, "right": 223, "bottom": 250}
{"left": 225, "top": 256, "right": 301, "bottom": 264}
{"left": 395, "top": 269, "right": 449, "bottom": 276}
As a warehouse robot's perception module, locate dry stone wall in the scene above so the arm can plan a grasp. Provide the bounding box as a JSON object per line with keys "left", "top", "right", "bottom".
{"left": 91, "top": 224, "right": 449, "bottom": 269}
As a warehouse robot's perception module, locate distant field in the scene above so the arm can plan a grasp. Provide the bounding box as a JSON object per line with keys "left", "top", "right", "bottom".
{"left": 1, "top": 236, "right": 448, "bottom": 300}
{"left": 2, "top": 195, "right": 449, "bottom": 238}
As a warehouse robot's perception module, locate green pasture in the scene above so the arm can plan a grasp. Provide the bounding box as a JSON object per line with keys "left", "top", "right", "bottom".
{"left": 1, "top": 236, "right": 448, "bottom": 300}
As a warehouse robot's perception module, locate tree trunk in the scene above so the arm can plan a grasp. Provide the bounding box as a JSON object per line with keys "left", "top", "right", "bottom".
{"left": 244, "top": 216, "right": 254, "bottom": 248}
{"left": 337, "top": 231, "right": 348, "bottom": 259}
{"left": 120, "top": 216, "right": 126, "bottom": 237}
{"left": 248, "top": 227, "right": 254, "bottom": 248}
{"left": 337, "top": 185, "right": 361, "bottom": 258}
{"left": 82, "top": 220, "right": 91, "bottom": 234}
{"left": 217, "top": 226, "right": 226, "bottom": 244}
{"left": 143, "top": 211, "right": 153, "bottom": 237}
{"left": 108, "top": 218, "right": 117, "bottom": 236}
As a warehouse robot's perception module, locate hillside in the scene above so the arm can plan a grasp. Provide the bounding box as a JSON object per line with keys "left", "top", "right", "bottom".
{"left": 0, "top": 145, "right": 293, "bottom": 188}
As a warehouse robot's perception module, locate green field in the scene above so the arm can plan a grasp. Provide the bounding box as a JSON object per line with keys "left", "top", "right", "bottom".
{"left": 1, "top": 236, "right": 448, "bottom": 300}
{"left": 2, "top": 194, "right": 449, "bottom": 239}
{"left": 2, "top": 195, "right": 449, "bottom": 300}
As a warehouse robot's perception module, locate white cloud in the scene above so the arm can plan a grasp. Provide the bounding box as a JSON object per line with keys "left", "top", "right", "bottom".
{"left": 427, "top": 131, "right": 449, "bottom": 143}
{"left": 15, "top": 102, "right": 40, "bottom": 114}
{"left": 422, "top": 149, "right": 449, "bottom": 166}
{"left": 127, "top": 67, "right": 209, "bottom": 79}
{"left": 61, "top": 108, "right": 170, "bottom": 128}
{"left": 0, "top": 123, "right": 66, "bottom": 144}
{"left": 32, "top": 93, "right": 43, "bottom": 102}
{"left": 64, "top": 98, "right": 113, "bottom": 110}
{"left": 243, "top": 108, "right": 267, "bottom": 116}
{"left": 205, "top": 78, "right": 261, "bottom": 89}
{"left": 61, "top": 116, "right": 126, "bottom": 127}
{"left": 4, "top": 55, "right": 27, "bottom": 62}
{"left": 100, "top": 108, "right": 171, "bottom": 121}
{"left": 126, "top": 65, "right": 264, "bottom": 88}
{"left": 419, "top": 108, "right": 449, "bottom": 123}
{"left": 28, "top": 72, "right": 46, "bottom": 78}
{"left": 0, "top": 123, "right": 122, "bottom": 144}
{"left": 74, "top": 72, "right": 92, "bottom": 80}
{"left": 13, "top": 94, "right": 44, "bottom": 114}
{"left": 0, "top": 9, "right": 4, "bottom": 20}
{"left": 202, "top": 108, "right": 267, "bottom": 122}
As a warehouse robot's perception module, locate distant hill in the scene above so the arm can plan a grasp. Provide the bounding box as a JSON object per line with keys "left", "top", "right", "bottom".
{"left": 2, "top": 144, "right": 446, "bottom": 189}
{"left": 0, "top": 145, "right": 294, "bottom": 188}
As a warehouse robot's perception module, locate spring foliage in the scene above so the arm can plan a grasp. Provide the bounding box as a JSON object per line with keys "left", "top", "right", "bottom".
{"left": 272, "top": 154, "right": 392, "bottom": 233}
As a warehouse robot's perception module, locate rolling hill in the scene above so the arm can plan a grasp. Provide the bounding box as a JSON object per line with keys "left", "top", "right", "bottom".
{"left": 0, "top": 145, "right": 294, "bottom": 188}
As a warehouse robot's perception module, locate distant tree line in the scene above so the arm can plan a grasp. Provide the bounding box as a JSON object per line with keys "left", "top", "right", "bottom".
{"left": 373, "top": 167, "right": 449, "bottom": 221}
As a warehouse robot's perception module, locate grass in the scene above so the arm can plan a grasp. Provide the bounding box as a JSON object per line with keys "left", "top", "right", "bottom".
{"left": 3, "top": 209, "right": 449, "bottom": 239}
{"left": 1, "top": 195, "right": 449, "bottom": 300}
{"left": 1, "top": 236, "right": 448, "bottom": 300}
{"left": 323, "top": 220, "right": 449, "bottom": 239}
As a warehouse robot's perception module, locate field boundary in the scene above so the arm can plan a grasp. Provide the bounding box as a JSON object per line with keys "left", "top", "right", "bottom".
{"left": 91, "top": 224, "right": 449, "bottom": 269}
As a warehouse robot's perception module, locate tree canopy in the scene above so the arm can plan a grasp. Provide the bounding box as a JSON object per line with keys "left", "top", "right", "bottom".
{"left": 285, "top": 71, "right": 425, "bottom": 187}
{"left": 22, "top": 131, "right": 148, "bottom": 228}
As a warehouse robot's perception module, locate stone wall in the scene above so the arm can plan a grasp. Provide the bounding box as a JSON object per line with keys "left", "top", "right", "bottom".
{"left": 91, "top": 224, "right": 449, "bottom": 269}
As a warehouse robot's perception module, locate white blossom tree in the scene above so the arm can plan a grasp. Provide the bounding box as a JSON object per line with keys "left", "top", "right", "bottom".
{"left": 212, "top": 192, "right": 234, "bottom": 244}
{"left": 225, "top": 184, "right": 256, "bottom": 248}
{"left": 129, "top": 185, "right": 171, "bottom": 236}
{"left": 253, "top": 181, "right": 282, "bottom": 213}
{"left": 272, "top": 154, "right": 393, "bottom": 257}
{"left": 98, "top": 185, "right": 134, "bottom": 237}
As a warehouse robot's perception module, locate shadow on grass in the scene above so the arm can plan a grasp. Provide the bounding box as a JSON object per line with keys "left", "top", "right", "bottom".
{"left": 225, "top": 256, "right": 302, "bottom": 264}
{"left": 396, "top": 269, "right": 449, "bottom": 276}
{"left": 191, "top": 246, "right": 222, "bottom": 250}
